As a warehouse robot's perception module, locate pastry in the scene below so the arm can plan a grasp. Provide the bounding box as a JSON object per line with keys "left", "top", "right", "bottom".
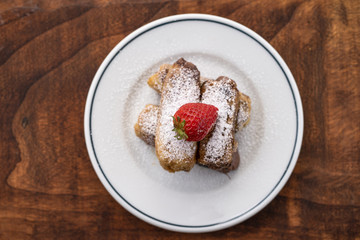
{"left": 155, "top": 58, "right": 201, "bottom": 172}
{"left": 197, "top": 76, "right": 241, "bottom": 173}
{"left": 134, "top": 104, "right": 159, "bottom": 146}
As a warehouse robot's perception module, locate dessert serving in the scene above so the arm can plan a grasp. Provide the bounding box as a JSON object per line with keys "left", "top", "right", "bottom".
{"left": 134, "top": 58, "right": 251, "bottom": 173}
{"left": 85, "top": 15, "right": 304, "bottom": 232}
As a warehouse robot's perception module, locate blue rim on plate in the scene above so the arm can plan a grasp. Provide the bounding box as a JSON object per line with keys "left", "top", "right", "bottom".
{"left": 84, "top": 14, "right": 304, "bottom": 233}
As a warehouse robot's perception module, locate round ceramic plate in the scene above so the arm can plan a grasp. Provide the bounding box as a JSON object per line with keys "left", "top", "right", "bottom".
{"left": 84, "top": 14, "right": 303, "bottom": 233}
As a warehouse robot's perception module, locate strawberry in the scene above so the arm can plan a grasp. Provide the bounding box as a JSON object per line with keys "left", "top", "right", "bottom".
{"left": 172, "top": 103, "right": 218, "bottom": 141}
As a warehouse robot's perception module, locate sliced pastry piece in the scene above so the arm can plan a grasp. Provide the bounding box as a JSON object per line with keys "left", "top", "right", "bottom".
{"left": 198, "top": 76, "right": 241, "bottom": 173}
{"left": 155, "top": 58, "right": 201, "bottom": 172}
{"left": 134, "top": 104, "right": 159, "bottom": 146}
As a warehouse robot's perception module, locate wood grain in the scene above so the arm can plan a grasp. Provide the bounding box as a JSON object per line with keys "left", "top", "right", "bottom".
{"left": 1, "top": 0, "right": 359, "bottom": 239}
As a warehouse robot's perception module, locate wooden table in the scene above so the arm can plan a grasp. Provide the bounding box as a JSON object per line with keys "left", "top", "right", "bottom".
{"left": 1, "top": 0, "right": 359, "bottom": 239}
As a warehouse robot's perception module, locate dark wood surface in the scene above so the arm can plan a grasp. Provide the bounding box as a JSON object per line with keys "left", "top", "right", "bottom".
{"left": 1, "top": 0, "right": 359, "bottom": 239}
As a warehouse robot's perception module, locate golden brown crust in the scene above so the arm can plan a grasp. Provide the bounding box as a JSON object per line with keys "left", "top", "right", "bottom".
{"left": 147, "top": 64, "right": 170, "bottom": 93}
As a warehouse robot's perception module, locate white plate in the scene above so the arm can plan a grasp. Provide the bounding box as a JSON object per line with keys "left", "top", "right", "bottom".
{"left": 84, "top": 14, "right": 303, "bottom": 233}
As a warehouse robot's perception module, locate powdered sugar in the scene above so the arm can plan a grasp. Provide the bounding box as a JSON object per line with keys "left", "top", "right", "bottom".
{"left": 157, "top": 64, "right": 200, "bottom": 163}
